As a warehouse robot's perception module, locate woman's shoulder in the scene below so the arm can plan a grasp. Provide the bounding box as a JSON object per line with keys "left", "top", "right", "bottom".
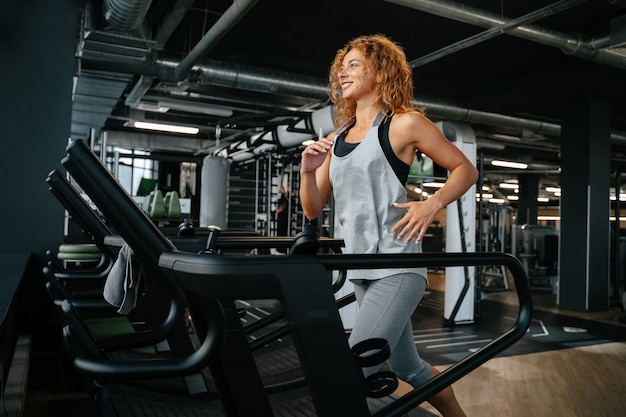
{"left": 390, "top": 110, "right": 431, "bottom": 132}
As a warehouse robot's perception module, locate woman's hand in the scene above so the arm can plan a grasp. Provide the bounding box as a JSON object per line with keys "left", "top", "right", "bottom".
{"left": 299, "top": 135, "right": 334, "bottom": 220}
{"left": 391, "top": 196, "right": 444, "bottom": 243}
{"left": 300, "top": 137, "right": 333, "bottom": 174}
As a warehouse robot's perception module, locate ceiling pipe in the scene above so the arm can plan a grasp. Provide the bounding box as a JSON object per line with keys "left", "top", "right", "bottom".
{"left": 174, "top": 0, "right": 260, "bottom": 81}
{"left": 385, "top": 0, "right": 626, "bottom": 70}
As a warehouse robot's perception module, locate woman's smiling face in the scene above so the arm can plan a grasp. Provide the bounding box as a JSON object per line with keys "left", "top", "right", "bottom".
{"left": 339, "top": 48, "right": 379, "bottom": 101}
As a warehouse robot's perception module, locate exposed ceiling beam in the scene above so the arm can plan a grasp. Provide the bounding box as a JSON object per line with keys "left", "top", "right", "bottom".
{"left": 174, "top": 0, "right": 260, "bottom": 80}
{"left": 385, "top": 0, "right": 626, "bottom": 69}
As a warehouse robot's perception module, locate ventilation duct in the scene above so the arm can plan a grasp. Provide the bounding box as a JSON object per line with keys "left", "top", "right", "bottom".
{"left": 273, "top": 105, "right": 337, "bottom": 147}
{"left": 190, "top": 59, "right": 330, "bottom": 100}
{"left": 311, "top": 105, "right": 336, "bottom": 137}
{"left": 275, "top": 120, "right": 314, "bottom": 147}
{"left": 251, "top": 132, "right": 278, "bottom": 155}
{"left": 103, "top": 0, "right": 153, "bottom": 31}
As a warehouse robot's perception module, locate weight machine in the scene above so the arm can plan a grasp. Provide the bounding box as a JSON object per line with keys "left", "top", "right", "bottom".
{"left": 512, "top": 224, "right": 559, "bottom": 293}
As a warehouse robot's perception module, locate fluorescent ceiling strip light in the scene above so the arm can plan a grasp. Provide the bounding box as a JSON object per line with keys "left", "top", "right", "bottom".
{"left": 422, "top": 181, "right": 445, "bottom": 188}
{"left": 499, "top": 183, "right": 519, "bottom": 189}
{"left": 538, "top": 215, "right": 560, "bottom": 221}
{"left": 491, "top": 160, "right": 528, "bottom": 169}
{"left": 133, "top": 121, "right": 199, "bottom": 135}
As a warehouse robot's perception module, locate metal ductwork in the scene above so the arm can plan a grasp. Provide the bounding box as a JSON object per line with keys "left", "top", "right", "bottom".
{"left": 98, "top": 130, "right": 214, "bottom": 154}
{"left": 385, "top": 0, "right": 626, "bottom": 70}
{"left": 416, "top": 98, "right": 558, "bottom": 137}
{"left": 160, "top": 58, "right": 330, "bottom": 100}
{"left": 103, "top": 0, "right": 153, "bottom": 31}
{"left": 416, "top": 97, "right": 626, "bottom": 144}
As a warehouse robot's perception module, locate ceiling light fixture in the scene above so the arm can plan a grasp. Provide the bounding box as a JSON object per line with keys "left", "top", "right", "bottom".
{"left": 491, "top": 160, "right": 528, "bottom": 169}
{"left": 422, "top": 181, "right": 445, "bottom": 188}
{"left": 136, "top": 102, "right": 170, "bottom": 113}
{"left": 156, "top": 99, "right": 234, "bottom": 117}
{"left": 538, "top": 215, "right": 560, "bottom": 221}
{"left": 133, "top": 121, "right": 199, "bottom": 135}
{"left": 499, "top": 182, "right": 519, "bottom": 189}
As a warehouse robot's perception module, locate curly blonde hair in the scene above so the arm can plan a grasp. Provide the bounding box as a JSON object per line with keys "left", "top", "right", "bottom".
{"left": 328, "top": 34, "right": 420, "bottom": 127}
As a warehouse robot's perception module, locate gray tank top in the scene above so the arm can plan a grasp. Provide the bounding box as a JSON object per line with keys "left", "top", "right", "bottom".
{"left": 329, "top": 112, "right": 428, "bottom": 281}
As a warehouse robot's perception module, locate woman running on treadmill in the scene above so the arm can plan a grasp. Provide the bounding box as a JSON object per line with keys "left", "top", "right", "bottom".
{"left": 299, "top": 34, "right": 476, "bottom": 417}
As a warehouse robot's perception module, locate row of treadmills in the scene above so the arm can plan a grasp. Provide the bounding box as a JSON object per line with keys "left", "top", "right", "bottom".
{"left": 43, "top": 138, "right": 533, "bottom": 416}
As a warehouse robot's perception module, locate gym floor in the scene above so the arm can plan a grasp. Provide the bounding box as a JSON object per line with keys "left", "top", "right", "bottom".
{"left": 420, "top": 272, "right": 626, "bottom": 417}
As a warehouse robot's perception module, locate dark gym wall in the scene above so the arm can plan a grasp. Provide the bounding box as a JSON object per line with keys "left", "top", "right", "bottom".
{"left": 0, "top": 0, "right": 79, "bottom": 260}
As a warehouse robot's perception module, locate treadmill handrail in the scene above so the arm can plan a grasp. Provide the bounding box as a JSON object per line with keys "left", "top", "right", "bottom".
{"left": 316, "top": 251, "right": 532, "bottom": 416}
{"left": 47, "top": 169, "right": 113, "bottom": 244}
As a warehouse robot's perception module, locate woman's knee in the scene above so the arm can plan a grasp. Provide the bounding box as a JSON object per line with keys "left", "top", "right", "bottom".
{"left": 400, "top": 360, "right": 432, "bottom": 388}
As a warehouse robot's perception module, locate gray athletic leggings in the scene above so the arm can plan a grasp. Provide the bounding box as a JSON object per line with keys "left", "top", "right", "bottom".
{"left": 348, "top": 272, "right": 432, "bottom": 388}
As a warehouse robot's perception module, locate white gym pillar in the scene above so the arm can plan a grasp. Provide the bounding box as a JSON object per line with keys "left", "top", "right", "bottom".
{"left": 437, "top": 121, "right": 477, "bottom": 324}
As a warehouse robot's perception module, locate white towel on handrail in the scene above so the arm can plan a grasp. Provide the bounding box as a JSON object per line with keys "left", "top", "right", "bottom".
{"left": 103, "top": 243, "right": 140, "bottom": 315}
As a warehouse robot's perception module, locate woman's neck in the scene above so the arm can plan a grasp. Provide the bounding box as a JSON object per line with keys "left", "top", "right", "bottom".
{"left": 353, "top": 103, "right": 383, "bottom": 130}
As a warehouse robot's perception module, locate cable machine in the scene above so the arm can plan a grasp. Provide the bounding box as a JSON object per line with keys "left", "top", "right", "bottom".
{"left": 480, "top": 205, "right": 514, "bottom": 292}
